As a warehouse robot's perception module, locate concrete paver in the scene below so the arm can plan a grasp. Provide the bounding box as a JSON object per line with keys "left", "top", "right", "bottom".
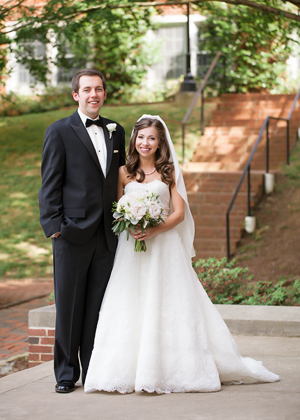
{"left": 0, "top": 296, "right": 50, "bottom": 361}
{"left": 0, "top": 336, "right": 299, "bottom": 420}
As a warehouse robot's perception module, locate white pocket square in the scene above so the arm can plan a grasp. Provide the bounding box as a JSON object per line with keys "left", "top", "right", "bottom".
{"left": 113, "top": 150, "right": 119, "bottom": 153}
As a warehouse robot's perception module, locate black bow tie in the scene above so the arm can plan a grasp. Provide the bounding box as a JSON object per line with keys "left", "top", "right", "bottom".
{"left": 85, "top": 117, "right": 103, "bottom": 128}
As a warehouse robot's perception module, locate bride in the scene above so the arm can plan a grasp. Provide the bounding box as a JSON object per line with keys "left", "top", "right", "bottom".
{"left": 84, "top": 115, "right": 279, "bottom": 394}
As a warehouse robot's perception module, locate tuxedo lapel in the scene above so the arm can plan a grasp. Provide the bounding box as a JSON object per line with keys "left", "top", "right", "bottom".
{"left": 103, "top": 119, "right": 113, "bottom": 176}
{"left": 70, "top": 112, "right": 102, "bottom": 173}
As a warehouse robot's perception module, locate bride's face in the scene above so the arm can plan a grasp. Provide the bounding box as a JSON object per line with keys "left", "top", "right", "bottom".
{"left": 135, "top": 127, "right": 159, "bottom": 159}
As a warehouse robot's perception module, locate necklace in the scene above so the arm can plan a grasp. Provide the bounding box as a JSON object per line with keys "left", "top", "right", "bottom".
{"left": 144, "top": 168, "right": 156, "bottom": 176}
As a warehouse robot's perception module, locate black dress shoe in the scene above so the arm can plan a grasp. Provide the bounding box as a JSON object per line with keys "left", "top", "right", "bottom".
{"left": 55, "top": 383, "right": 75, "bottom": 393}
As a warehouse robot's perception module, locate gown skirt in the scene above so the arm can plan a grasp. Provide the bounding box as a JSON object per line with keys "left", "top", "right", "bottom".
{"left": 84, "top": 181, "right": 279, "bottom": 394}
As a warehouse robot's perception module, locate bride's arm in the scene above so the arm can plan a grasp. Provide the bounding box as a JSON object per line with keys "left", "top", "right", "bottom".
{"left": 134, "top": 181, "right": 185, "bottom": 241}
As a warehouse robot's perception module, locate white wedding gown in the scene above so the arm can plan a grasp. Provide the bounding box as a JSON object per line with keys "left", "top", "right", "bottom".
{"left": 84, "top": 180, "right": 279, "bottom": 394}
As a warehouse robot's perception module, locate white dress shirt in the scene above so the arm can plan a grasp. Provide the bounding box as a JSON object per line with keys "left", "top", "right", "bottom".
{"left": 77, "top": 109, "right": 107, "bottom": 177}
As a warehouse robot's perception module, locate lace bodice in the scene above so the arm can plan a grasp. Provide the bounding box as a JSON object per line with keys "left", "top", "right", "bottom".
{"left": 124, "top": 180, "right": 171, "bottom": 220}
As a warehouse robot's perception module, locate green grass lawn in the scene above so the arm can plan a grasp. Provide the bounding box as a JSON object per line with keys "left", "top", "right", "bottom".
{"left": 0, "top": 102, "right": 202, "bottom": 279}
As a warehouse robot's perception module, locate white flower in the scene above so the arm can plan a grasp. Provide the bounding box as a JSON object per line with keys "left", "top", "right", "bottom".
{"left": 130, "top": 203, "right": 147, "bottom": 220}
{"left": 148, "top": 201, "right": 162, "bottom": 219}
{"left": 106, "top": 123, "right": 117, "bottom": 139}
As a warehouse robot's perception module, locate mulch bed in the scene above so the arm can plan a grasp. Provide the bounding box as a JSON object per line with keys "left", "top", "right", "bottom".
{"left": 0, "top": 356, "right": 29, "bottom": 379}
{"left": 234, "top": 173, "right": 300, "bottom": 283}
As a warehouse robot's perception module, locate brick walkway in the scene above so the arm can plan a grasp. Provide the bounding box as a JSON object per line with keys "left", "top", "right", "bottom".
{"left": 0, "top": 297, "right": 49, "bottom": 361}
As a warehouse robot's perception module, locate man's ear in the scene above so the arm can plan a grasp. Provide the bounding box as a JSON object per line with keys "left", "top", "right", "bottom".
{"left": 104, "top": 90, "right": 107, "bottom": 101}
{"left": 72, "top": 91, "right": 79, "bottom": 102}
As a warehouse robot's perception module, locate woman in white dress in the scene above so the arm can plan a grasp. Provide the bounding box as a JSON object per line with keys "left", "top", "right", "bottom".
{"left": 84, "top": 115, "right": 279, "bottom": 394}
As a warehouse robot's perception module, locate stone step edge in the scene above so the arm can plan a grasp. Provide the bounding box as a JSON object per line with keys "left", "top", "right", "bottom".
{"left": 29, "top": 304, "right": 300, "bottom": 338}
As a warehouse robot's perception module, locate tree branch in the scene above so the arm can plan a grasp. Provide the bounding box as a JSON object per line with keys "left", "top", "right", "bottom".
{"left": 134, "top": 1, "right": 300, "bottom": 22}
{"left": 0, "top": 0, "right": 28, "bottom": 16}
{"left": 286, "top": 0, "right": 300, "bottom": 7}
{"left": 2, "top": 0, "right": 300, "bottom": 36}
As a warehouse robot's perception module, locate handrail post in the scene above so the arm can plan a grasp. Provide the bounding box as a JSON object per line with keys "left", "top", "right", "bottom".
{"left": 226, "top": 88, "right": 300, "bottom": 262}
{"left": 247, "top": 165, "right": 251, "bottom": 216}
{"left": 226, "top": 213, "right": 230, "bottom": 260}
{"left": 266, "top": 118, "right": 269, "bottom": 173}
{"left": 201, "top": 90, "right": 204, "bottom": 135}
{"left": 182, "top": 124, "right": 185, "bottom": 166}
{"left": 287, "top": 120, "right": 290, "bottom": 165}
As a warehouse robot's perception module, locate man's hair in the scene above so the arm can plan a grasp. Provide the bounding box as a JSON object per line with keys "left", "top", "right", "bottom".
{"left": 72, "top": 69, "right": 106, "bottom": 93}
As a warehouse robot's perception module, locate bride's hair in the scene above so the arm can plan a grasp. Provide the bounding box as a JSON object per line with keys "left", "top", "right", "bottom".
{"left": 126, "top": 118, "right": 174, "bottom": 187}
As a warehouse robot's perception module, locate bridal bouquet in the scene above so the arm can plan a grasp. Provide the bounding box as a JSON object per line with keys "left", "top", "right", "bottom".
{"left": 112, "top": 190, "right": 165, "bottom": 252}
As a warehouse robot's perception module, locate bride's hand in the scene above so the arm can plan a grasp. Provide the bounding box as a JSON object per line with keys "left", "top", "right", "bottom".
{"left": 133, "top": 225, "right": 157, "bottom": 241}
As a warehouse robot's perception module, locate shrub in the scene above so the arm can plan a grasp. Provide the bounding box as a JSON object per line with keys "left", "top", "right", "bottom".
{"left": 244, "top": 279, "right": 300, "bottom": 306}
{"left": 194, "top": 257, "right": 252, "bottom": 304}
{"left": 0, "top": 88, "right": 75, "bottom": 117}
{"left": 195, "top": 258, "right": 300, "bottom": 306}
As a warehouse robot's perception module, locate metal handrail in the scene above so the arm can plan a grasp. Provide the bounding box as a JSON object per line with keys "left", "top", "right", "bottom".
{"left": 226, "top": 88, "right": 300, "bottom": 260}
{"left": 181, "top": 51, "right": 222, "bottom": 165}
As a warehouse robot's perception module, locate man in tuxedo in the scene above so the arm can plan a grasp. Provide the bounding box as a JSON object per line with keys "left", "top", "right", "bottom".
{"left": 39, "top": 69, "right": 125, "bottom": 393}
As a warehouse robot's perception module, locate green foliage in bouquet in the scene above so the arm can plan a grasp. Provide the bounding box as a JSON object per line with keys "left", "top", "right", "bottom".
{"left": 111, "top": 193, "right": 165, "bottom": 252}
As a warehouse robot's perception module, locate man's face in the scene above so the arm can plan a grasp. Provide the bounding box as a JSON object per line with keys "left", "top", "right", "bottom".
{"left": 72, "top": 75, "right": 107, "bottom": 119}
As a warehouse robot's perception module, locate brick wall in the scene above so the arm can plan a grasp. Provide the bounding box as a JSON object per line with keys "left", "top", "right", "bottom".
{"left": 28, "top": 327, "right": 55, "bottom": 367}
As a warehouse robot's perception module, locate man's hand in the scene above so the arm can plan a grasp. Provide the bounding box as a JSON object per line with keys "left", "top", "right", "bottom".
{"left": 50, "top": 232, "right": 61, "bottom": 239}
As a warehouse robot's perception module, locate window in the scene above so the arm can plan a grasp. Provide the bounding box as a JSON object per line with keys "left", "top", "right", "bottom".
{"left": 152, "top": 25, "right": 186, "bottom": 81}
{"left": 17, "top": 41, "right": 45, "bottom": 84}
{"left": 18, "top": 64, "right": 35, "bottom": 84}
{"left": 57, "top": 57, "right": 84, "bottom": 84}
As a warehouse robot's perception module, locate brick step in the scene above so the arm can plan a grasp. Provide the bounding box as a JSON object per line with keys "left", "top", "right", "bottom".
{"left": 212, "top": 110, "right": 294, "bottom": 119}
{"left": 204, "top": 127, "right": 261, "bottom": 135}
{"left": 193, "top": 152, "right": 290, "bottom": 163}
{"left": 186, "top": 182, "right": 263, "bottom": 194}
{"left": 194, "top": 238, "right": 239, "bottom": 253}
{"left": 217, "top": 103, "right": 296, "bottom": 111}
{"left": 216, "top": 103, "right": 299, "bottom": 110}
{"left": 194, "top": 235, "right": 240, "bottom": 245}
{"left": 184, "top": 170, "right": 265, "bottom": 181}
{"left": 202, "top": 125, "right": 298, "bottom": 137}
{"left": 219, "top": 93, "right": 298, "bottom": 101}
{"left": 193, "top": 214, "right": 245, "bottom": 228}
{"left": 186, "top": 162, "right": 242, "bottom": 171}
{"left": 184, "top": 92, "right": 299, "bottom": 259}
{"left": 193, "top": 223, "right": 243, "bottom": 237}
{"left": 209, "top": 119, "right": 300, "bottom": 127}
{"left": 199, "top": 135, "right": 287, "bottom": 146}
{"left": 248, "top": 164, "right": 285, "bottom": 171}
{"left": 194, "top": 241, "right": 238, "bottom": 254}
{"left": 190, "top": 206, "right": 248, "bottom": 217}
{"left": 187, "top": 192, "right": 259, "bottom": 206}
{"left": 209, "top": 119, "right": 297, "bottom": 127}
{"left": 210, "top": 119, "right": 268, "bottom": 126}
{"left": 192, "top": 150, "right": 289, "bottom": 161}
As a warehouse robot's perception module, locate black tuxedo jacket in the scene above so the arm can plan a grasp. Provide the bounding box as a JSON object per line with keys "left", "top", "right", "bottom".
{"left": 39, "top": 110, "right": 126, "bottom": 253}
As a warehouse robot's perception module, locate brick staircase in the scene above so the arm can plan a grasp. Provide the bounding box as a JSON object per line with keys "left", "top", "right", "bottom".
{"left": 183, "top": 93, "right": 300, "bottom": 259}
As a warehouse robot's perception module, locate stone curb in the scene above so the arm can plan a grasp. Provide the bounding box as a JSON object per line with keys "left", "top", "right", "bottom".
{"left": 215, "top": 304, "right": 300, "bottom": 336}
{"left": 29, "top": 304, "right": 300, "bottom": 336}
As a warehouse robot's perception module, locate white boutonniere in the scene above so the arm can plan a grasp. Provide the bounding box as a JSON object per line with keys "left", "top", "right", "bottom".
{"left": 106, "top": 123, "right": 117, "bottom": 139}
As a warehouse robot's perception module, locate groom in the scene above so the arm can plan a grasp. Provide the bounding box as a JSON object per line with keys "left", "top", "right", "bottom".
{"left": 39, "top": 69, "right": 125, "bottom": 393}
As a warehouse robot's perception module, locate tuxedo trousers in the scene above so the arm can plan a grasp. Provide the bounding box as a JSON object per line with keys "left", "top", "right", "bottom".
{"left": 52, "top": 221, "right": 115, "bottom": 386}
